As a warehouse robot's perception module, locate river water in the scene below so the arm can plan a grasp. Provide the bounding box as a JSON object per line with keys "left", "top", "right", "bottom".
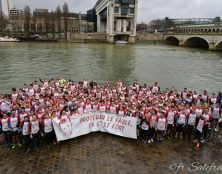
{"left": 0, "top": 42, "right": 221, "bottom": 94}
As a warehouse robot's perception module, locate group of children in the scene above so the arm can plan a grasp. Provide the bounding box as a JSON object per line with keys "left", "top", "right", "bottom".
{"left": 0, "top": 77, "right": 221, "bottom": 153}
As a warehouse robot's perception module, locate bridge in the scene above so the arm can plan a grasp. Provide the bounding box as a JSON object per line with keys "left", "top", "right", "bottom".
{"left": 164, "top": 25, "right": 222, "bottom": 50}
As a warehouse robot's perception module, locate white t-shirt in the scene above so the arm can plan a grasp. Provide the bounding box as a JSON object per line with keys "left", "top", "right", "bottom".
{"left": 167, "top": 111, "right": 175, "bottom": 125}
{"left": 31, "top": 121, "right": 40, "bottom": 134}
{"left": 157, "top": 118, "right": 166, "bottom": 131}
{"left": 22, "top": 122, "right": 30, "bottom": 135}
{"left": 44, "top": 118, "right": 53, "bottom": 133}
{"left": 10, "top": 117, "right": 19, "bottom": 131}
{"left": 188, "top": 114, "right": 196, "bottom": 126}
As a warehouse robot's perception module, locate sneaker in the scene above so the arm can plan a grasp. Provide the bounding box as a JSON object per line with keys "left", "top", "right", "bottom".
{"left": 17, "top": 143, "right": 22, "bottom": 147}
{"left": 151, "top": 138, "right": 154, "bottom": 143}
{"left": 215, "top": 128, "right": 218, "bottom": 132}
{"left": 143, "top": 141, "right": 147, "bottom": 144}
{"left": 48, "top": 145, "right": 51, "bottom": 150}
{"left": 201, "top": 140, "right": 205, "bottom": 143}
{"left": 12, "top": 144, "right": 16, "bottom": 149}
{"left": 25, "top": 148, "right": 31, "bottom": 154}
{"left": 148, "top": 140, "right": 151, "bottom": 144}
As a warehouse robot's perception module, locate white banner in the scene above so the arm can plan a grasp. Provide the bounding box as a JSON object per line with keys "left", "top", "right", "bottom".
{"left": 52, "top": 112, "right": 137, "bottom": 141}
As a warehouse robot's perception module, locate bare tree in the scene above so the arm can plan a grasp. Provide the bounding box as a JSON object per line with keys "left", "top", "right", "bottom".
{"left": 24, "top": 6, "right": 31, "bottom": 34}
{"left": 56, "top": 6, "right": 62, "bottom": 34}
{"left": 31, "top": 15, "right": 37, "bottom": 33}
{"left": 62, "top": 2, "right": 69, "bottom": 39}
{"left": 43, "top": 11, "right": 49, "bottom": 34}
{"left": 50, "top": 13, "right": 56, "bottom": 39}
{"left": 0, "top": 18, "right": 8, "bottom": 35}
{"left": 148, "top": 19, "right": 163, "bottom": 31}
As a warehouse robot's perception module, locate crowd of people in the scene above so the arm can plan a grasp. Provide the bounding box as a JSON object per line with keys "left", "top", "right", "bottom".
{"left": 0, "top": 77, "right": 222, "bottom": 153}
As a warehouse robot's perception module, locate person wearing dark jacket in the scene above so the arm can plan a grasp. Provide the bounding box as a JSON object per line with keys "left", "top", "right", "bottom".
{"left": 217, "top": 92, "right": 222, "bottom": 107}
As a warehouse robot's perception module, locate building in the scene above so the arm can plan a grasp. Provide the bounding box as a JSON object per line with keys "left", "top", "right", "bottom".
{"left": 87, "top": 9, "right": 97, "bottom": 32}
{"left": 164, "top": 17, "right": 221, "bottom": 26}
{"left": 1, "top": 0, "right": 13, "bottom": 19}
{"left": 31, "top": 9, "right": 81, "bottom": 34}
{"left": 78, "top": 13, "right": 96, "bottom": 33}
{"left": 0, "top": 0, "right": 2, "bottom": 18}
{"left": 10, "top": 7, "right": 24, "bottom": 20}
{"left": 94, "top": 0, "right": 138, "bottom": 43}
{"left": 9, "top": 7, "right": 24, "bottom": 32}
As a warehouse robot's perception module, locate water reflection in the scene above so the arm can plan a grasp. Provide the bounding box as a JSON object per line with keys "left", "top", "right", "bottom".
{"left": 0, "top": 42, "right": 221, "bottom": 93}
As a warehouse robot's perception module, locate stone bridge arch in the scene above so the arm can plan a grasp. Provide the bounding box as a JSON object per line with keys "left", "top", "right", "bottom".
{"left": 214, "top": 40, "right": 222, "bottom": 51}
{"left": 183, "top": 36, "right": 209, "bottom": 49}
{"left": 165, "top": 36, "right": 180, "bottom": 45}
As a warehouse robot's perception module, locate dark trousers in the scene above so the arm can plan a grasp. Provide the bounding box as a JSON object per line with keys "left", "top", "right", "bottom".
{"left": 203, "top": 124, "right": 209, "bottom": 140}
{"left": 195, "top": 130, "right": 202, "bottom": 143}
{"left": 187, "top": 125, "right": 194, "bottom": 138}
{"left": 140, "top": 129, "right": 148, "bottom": 141}
{"left": 23, "top": 135, "right": 30, "bottom": 150}
{"left": 3, "top": 131, "right": 12, "bottom": 145}
{"left": 45, "top": 131, "right": 54, "bottom": 146}
{"left": 150, "top": 127, "right": 156, "bottom": 139}
{"left": 176, "top": 124, "right": 184, "bottom": 133}
{"left": 30, "top": 132, "right": 40, "bottom": 150}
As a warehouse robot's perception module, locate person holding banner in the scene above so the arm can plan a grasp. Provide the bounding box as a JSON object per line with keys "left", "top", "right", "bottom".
{"left": 0, "top": 77, "right": 220, "bottom": 152}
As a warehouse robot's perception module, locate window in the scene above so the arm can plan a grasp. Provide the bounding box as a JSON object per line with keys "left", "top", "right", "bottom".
{"left": 121, "top": 0, "right": 129, "bottom": 4}
{"left": 121, "top": 6, "right": 129, "bottom": 15}
{"left": 114, "top": 7, "right": 119, "bottom": 13}
{"left": 130, "top": 0, "right": 135, "bottom": 4}
{"left": 115, "top": 0, "right": 120, "bottom": 4}
{"left": 130, "top": 8, "right": 134, "bottom": 14}
{"left": 127, "top": 21, "right": 131, "bottom": 31}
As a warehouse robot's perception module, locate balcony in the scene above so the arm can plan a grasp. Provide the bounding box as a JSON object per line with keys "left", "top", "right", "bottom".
{"left": 114, "top": 31, "right": 131, "bottom": 35}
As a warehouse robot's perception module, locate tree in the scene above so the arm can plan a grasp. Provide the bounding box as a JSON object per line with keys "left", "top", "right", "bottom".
{"left": 62, "top": 2, "right": 69, "bottom": 39}
{"left": 0, "top": 18, "right": 8, "bottom": 34}
{"left": 31, "top": 15, "right": 37, "bottom": 33}
{"left": 43, "top": 11, "right": 49, "bottom": 34}
{"left": 148, "top": 19, "right": 163, "bottom": 31}
{"left": 24, "top": 6, "right": 31, "bottom": 34}
{"left": 50, "top": 13, "right": 56, "bottom": 39}
{"left": 56, "top": 6, "right": 62, "bottom": 34}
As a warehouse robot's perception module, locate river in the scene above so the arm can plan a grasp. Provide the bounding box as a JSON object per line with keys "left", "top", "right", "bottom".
{"left": 0, "top": 42, "right": 221, "bottom": 94}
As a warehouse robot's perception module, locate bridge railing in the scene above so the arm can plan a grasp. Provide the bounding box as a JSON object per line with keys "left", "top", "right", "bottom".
{"left": 164, "top": 31, "right": 222, "bottom": 35}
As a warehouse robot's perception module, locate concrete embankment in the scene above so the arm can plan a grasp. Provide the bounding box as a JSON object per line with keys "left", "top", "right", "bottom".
{"left": 67, "top": 32, "right": 107, "bottom": 43}
{"left": 67, "top": 32, "right": 165, "bottom": 44}
{"left": 136, "top": 32, "right": 165, "bottom": 44}
{"left": 0, "top": 32, "right": 165, "bottom": 44}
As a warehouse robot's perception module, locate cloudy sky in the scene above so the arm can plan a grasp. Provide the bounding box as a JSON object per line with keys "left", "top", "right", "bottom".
{"left": 14, "top": 0, "right": 222, "bottom": 23}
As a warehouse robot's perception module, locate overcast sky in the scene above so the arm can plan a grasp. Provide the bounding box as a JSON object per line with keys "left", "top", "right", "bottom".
{"left": 14, "top": 0, "right": 222, "bottom": 23}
